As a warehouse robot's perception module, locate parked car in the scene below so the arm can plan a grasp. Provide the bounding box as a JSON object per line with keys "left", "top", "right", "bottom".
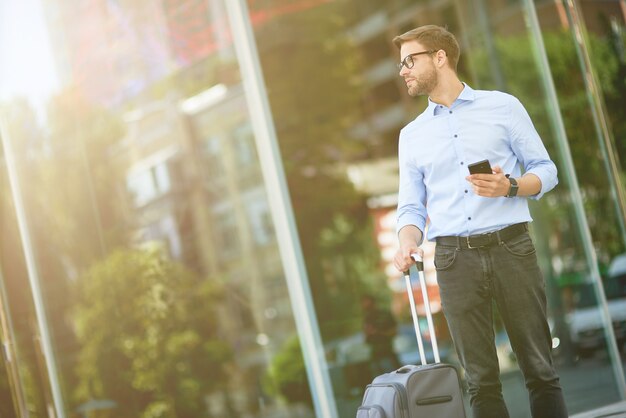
{"left": 567, "top": 254, "right": 626, "bottom": 357}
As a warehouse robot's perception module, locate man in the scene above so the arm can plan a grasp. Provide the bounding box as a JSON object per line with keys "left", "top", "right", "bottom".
{"left": 391, "top": 25, "right": 568, "bottom": 418}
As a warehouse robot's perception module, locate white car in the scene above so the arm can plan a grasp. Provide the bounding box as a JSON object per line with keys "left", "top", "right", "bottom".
{"left": 567, "top": 254, "right": 626, "bottom": 357}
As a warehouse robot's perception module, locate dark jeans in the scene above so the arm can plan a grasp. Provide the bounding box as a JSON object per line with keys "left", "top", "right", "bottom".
{"left": 434, "top": 231, "right": 568, "bottom": 418}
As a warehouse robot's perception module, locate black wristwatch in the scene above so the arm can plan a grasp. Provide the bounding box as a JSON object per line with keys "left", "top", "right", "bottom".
{"left": 506, "top": 175, "right": 518, "bottom": 198}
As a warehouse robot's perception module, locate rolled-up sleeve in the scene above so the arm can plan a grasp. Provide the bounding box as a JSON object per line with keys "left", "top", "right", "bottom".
{"left": 508, "top": 96, "right": 558, "bottom": 200}
{"left": 396, "top": 132, "right": 427, "bottom": 238}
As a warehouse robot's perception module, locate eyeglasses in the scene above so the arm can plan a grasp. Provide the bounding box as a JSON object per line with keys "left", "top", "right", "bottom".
{"left": 397, "top": 50, "right": 436, "bottom": 71}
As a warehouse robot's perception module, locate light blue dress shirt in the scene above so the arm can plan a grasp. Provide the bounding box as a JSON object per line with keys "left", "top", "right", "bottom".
{"left": 396, "top": 84, "right": 558, "bottom": 241}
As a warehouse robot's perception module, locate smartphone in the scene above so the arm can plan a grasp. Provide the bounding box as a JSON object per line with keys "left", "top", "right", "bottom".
{"left": 468, "top": 159, "right": 492, "bottom": 175}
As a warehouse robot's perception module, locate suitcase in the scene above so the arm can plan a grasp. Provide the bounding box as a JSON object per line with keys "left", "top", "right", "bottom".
{"left": 356, "top": 254, "right": 466, "bottom": 418}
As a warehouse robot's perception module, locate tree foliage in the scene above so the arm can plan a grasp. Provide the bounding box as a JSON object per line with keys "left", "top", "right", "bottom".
{"left": 72, "top": 248, "right": 232, "bottom": 418}
{"left": 0, "top": 358, "right": 15, "bottom": 418}
{"left": 2, "top": 90, "right": 136, "bottom": 412}
{"left": 254, "top": 1, "right": 385, "bottom": 339}
{"left": 1, "top": 99, "right": 72, "bottom": 417}
{"left": 42, "top": 89, "right": 129, "bottom": 267}
{"left": 264, "top": 336, "right": 311, "bottom": 407}
{"left": 256, "top": 1, "right": 368, "bottom": 249}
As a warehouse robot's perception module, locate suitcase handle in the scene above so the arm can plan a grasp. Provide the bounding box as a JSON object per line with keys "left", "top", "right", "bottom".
{"left": 396, "top": 366, "right": 412, "bottom": 374}
{"left": 403, "top": 253, "right": 440, "bottom": 365}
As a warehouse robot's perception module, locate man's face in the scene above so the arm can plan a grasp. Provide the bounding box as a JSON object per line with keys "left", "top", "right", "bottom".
{"left": 399, "top": 40, "right": 438, "bottom": 97}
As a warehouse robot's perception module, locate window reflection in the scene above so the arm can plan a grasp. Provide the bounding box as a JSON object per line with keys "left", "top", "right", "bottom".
{"left": 0, "top": 0, "right": 625, "bottom": 417}
{"left": 126, "top": 161, "right": 172, "bottom": 207}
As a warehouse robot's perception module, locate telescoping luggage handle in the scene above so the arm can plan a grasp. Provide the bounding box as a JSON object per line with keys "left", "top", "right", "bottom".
{"left": 403, "top": 253, "right": 440, "bottom": 365}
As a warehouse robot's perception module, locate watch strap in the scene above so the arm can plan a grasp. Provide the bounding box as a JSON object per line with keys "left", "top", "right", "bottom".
{"left": 506, "top": 176, "right": 518, "bottom": 197}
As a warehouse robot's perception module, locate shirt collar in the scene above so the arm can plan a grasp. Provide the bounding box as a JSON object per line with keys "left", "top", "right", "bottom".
{"left": 427, "top": 82, "right": 475, "bottom": 115}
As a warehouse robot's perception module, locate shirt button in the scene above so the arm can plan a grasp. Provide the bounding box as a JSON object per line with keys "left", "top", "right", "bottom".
{"left": 454, "top": 134, "right": 458, "bottom": 138}
{"left": 449, "top": 110, "right": 453, "bottom": 114}
{"left": 468, "top": 217, "right": 472, "bottom": 220}
{"left": 460, "top": 162, "right": 464, "bottom": 165}
{"left": 465, "top": 190, "right": 468, "bottom": 193}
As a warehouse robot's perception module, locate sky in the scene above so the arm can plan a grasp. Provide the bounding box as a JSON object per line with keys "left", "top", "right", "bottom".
{"left": 0, "top": 0, "right": 59, "bottom": 114}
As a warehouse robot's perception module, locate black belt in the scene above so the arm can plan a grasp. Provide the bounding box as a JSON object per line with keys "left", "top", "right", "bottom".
{"left": 436, "top": 222, "right": 528, "bottom": 249}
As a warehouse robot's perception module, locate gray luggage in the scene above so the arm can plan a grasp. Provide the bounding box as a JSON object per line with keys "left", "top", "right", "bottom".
{"left": 357, "top": 255, "right": 466, "bottom": 418}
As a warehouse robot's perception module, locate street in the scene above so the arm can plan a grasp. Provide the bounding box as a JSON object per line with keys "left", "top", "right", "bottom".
{"left": 501, "top": 355, "right": 625, "bottom": 417}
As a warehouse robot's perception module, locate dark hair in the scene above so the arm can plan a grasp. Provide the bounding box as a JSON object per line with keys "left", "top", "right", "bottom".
{"left": 393, "top": 25, "right": 460, "bottom": 71}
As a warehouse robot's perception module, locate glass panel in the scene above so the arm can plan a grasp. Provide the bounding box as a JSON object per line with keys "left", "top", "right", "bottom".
{"left": 1, "top": 1, "right": 322, "bottom": 417}
{"left": 0, "top": 272, "right": 20, "bottom": 418}
{"left": 0, "top": 359, "right": 17, "bottom": 418}
{"left": 2, "top": 0, "right": 626, "bottom": 417}
{"left": 249, "top": 0, "right": 625, "bottom": 417}
{"left": 531, "top": 0, "right": 626, "bottom": 409}
{"left": 0, "top": 137, "right": 50, "bottom": 417}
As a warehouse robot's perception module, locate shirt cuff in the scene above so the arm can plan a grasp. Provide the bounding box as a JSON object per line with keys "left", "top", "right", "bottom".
{"left": 525, "top": 167, "right": 557, "bottom": 200}
{"left": 396, "top": 215, "right": 426, "bottom": 245}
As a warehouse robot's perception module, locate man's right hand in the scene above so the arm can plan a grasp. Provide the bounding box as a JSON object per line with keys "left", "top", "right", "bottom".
{"left": 393, "top": 225, "right": 423, "bottom": 273}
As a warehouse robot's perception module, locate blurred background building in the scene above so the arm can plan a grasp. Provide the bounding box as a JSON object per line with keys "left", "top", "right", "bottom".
{"left": 1, "top": 0, "right": 626, "bottom": 417}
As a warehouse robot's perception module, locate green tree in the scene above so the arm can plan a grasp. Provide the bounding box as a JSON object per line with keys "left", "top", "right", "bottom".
{"left": 264, "top": 336, "right": 311, "bottom": 407}
{"left": 2, "top": 90, "right": 133, "bottom": 411}
{"left": 0, "top": 358, "right": 15, "bottom": 418}
{"left": 253, "top": 1, "right": 381, "bottom": 339}
{"left": 316, "top": 214, "right": 389, "bottom": 339}
{"left": 1, "top": 100, "right": 62, "bottom": 417}
{"left": 73, "top": 248, "right": 231, "bottom": 418}
{"left": 43, "top": 88, "right": 129, "bottom": 266}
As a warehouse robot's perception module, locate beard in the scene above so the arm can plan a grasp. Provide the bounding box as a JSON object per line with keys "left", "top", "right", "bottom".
{"left": 407, "top": 64, "right": 438, "bottom": 97}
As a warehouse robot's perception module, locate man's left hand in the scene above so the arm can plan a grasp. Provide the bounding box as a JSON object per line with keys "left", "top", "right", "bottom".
{"left": 465, "top": 165, "right": 510, "bottom": 197}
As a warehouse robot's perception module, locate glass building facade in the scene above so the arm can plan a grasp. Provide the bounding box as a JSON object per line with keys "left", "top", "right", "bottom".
{"left": 0, "top": 1, "right": 625, "bottom": 417}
